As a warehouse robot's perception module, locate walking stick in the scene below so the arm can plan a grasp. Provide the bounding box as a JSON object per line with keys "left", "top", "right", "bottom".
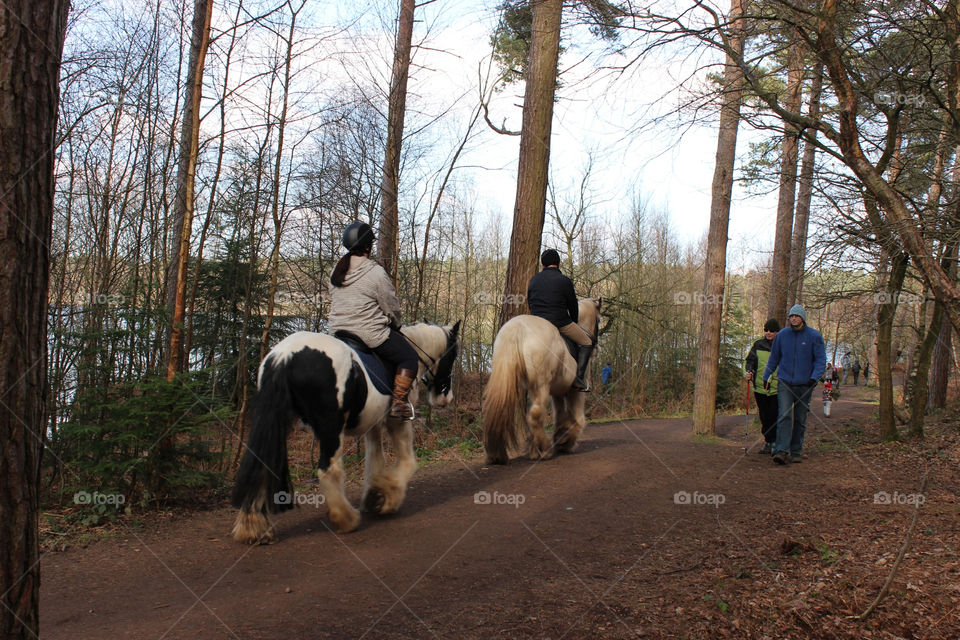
{"left": 743, "top": 377, "right": 752, "bottom": 453}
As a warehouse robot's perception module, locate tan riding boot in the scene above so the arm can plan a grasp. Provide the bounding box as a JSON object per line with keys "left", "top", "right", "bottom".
{"left": 389, "top": 368, "right": 417, "bottom": 419}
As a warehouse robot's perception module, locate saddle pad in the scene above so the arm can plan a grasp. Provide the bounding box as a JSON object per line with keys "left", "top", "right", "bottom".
{"left": 348, "top": 346, "right": 394, "bottom": 395}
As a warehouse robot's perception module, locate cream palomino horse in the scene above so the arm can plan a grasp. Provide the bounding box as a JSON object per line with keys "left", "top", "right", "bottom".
{"left": 482, "top": 298, "right": 601, "bottom": 464}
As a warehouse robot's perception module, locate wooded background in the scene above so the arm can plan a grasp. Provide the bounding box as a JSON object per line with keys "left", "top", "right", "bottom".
{"left": 36, "top": 0, "right": 960, "bottom": 516}
{"left": 6, "top": 1, "right": 960, "bottom": 636}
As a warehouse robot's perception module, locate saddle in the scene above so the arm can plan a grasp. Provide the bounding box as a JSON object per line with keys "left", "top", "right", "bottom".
{"left": 333, "top": 330, "right": 395, "bottom": 395}
{"left": 560, "top": 334, "right": 578, "bottom": 359}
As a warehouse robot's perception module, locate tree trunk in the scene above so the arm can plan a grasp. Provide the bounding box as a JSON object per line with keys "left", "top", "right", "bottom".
{"left": 907, "top": 126, "right": 957, "bottom": 425}
{"left": 692, "top": 0, "right": 746, "bottom": 436}
{"left": 498, "top": 0, "right": 563, "bottom": 328}
{"left": 767, "top": 41, "right": 804, "bottom": 320}
{"left": 928, "top": 298, "right": 954, "bottom": 410}
{"left": 876, "top": 252, "right": 908, "bottom": 442}
{"left": 186, "top": 0, "right": 245, "bottom": 360}
{"left": 787, "top": 63, "right": 822, "bottom": 306}
{"left": 908, "top": 298, "right": 944, "bottom": 437}
{"left": 812, "top": 0, "right": 960, "bottom": 336}
{"left": 166, "top": 0, "right": 214, "bottom": 379}
{"left": 379, "top": 0, "right": 415, "bottom": 284}
{"left": 0, "top": 3, "right": 69, "bottom": 638}
{"left": 928, "top": 147, "right": 960, "bottom": 410}
{"left": 259, "top": 5, "right": 300, "bottom": 361}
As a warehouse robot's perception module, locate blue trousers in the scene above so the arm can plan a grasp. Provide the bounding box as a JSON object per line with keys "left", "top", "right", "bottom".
{"left": 775, "top": 381, "right": 814, "bottom": 455}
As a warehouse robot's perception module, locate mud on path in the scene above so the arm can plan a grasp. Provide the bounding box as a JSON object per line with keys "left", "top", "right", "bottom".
{"left": 42, "top": 384, "right": 960, "bottom": 639}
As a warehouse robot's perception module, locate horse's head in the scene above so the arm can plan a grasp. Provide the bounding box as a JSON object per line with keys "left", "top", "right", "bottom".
{"left": 426, "top": 320, "right": 461, "bottom": 407}
{"left": 403, "top": 320, "right": 461, "bottom": 408}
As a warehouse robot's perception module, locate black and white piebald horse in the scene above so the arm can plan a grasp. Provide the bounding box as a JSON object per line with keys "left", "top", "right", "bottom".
{"left": 232, "top": 321, "right": 460, "bottom": 543}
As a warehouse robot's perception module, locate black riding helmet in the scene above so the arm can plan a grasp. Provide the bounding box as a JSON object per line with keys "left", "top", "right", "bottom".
{"left": 342, "top": 221, "right": 375, "bottom": 253}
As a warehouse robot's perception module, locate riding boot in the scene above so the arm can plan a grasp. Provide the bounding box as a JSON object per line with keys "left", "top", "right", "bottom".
{"left": 571, "top": 345, "right": 593, "bottom": 392}
{"left": 389, "top": 368, "right": 417, "bottom": 419}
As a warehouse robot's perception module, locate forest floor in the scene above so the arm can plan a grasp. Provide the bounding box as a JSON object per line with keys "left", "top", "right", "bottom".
{"left": 40, "top": 381, "right": 960, "bottom": 639}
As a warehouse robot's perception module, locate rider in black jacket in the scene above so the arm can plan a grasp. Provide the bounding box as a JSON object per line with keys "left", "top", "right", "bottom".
{"left": 527, "top": 249, "right": 593, "bottom": 391}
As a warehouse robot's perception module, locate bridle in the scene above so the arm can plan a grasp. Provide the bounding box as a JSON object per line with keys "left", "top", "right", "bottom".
{"left": 404, "top": 326, "right": 454, "bottom": 393}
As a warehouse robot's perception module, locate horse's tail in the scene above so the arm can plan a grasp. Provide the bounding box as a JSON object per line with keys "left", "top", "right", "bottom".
{"left": 482, "top": 326, "right": 526, "bottom": 464}
{"left": 231, "top": 355, "right": 294, "bottom": 544}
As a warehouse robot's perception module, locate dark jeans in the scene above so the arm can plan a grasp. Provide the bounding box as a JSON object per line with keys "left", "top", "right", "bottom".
{"left": 775, "top": 381, "right": 815, "bottom": 455}
{"left": 373, "top": 329, "right": 418, "bottom": 373}
{"left": 754, "top": 391, "right": 779, "bottom": 444}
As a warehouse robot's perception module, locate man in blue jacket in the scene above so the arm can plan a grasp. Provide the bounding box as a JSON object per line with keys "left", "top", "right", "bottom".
{"left": 762, "top": 304, "right": 826, "bottom": 465}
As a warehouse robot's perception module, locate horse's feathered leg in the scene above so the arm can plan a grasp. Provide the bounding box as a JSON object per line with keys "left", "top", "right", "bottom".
{"left": 380, "top": 417, "right": 419, "bottom": 514}
{"left": 364, "top": 416, "right": 417, "bottom": 515}
{"left": 553, "top": 391, "right": 584, "bottom": 454}
{"left": 362, "top": 421, "right": 387, "bottom": 513}
{"left": 317, "top": 434, "right": 361, "bottom": 533}
{"left": 525, "top": 385, "right": 554, "bottom": 460}
{"left": 552, "top": 394, "right": 569, "bottom": 449}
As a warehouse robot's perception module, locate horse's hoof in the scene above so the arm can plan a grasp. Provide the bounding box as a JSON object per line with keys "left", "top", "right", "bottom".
{"left": 232, "top": 511, "right": 274, "bottom": 545}
{"left": 363, "top": 488, "right": 386, "bottom": 514}
{"left": 485, "top": 453, "right": 508, "bottom": 465}
{"left": 526, "top": 446, "right": 554, "bottom": 460}
{"left": 331, "top": 509, "right": 361, "bottom": 533}
{"left": 556, "top": 441, "right": 578, "bottom": 454}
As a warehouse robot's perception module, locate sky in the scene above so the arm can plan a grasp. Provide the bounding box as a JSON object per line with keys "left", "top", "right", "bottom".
{"left": 326, "top": 0, "right": 781, "bottom": 268}
{"left": 405, "top": 1, "right": 781, "bottom": 266}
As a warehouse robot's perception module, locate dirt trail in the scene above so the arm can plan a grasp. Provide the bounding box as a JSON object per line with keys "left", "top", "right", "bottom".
{"left": 41, "top": 385, "right": 959, "bottom": 639}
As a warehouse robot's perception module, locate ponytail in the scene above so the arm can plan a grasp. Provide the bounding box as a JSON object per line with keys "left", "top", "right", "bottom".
{"left": 330, "top": 253, "right": 352, "bottom": 288}
{"left": 330, "top": 235, "right": 374, "bottom": 288}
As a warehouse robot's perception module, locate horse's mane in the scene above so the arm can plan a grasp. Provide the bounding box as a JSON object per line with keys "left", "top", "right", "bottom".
{"left": 401, "top": 323, "right": 446, "bottom": 358}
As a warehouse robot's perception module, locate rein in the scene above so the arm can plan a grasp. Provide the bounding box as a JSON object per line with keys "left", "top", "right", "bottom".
{"left": 403, "top": 326, "right": 448, "bottom": 386}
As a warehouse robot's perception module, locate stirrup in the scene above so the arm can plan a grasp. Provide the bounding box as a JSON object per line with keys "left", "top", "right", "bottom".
{"left": 389, "top": 400, "right": 415, "bottom": 420}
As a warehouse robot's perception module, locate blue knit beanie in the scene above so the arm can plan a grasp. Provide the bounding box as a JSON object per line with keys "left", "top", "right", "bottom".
{"left": 788, "top": 304, "right": 806, "bottom": 322}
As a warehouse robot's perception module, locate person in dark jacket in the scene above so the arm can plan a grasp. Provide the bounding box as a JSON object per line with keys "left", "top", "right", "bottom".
{"left": 745, "top": 318, "right": 780, "bottom": 454}
{"left": 527, "top": 249, "right": 593, "bottom": 391}
{"left": 763, "top": 304, "right": 827, "bottom": 465}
